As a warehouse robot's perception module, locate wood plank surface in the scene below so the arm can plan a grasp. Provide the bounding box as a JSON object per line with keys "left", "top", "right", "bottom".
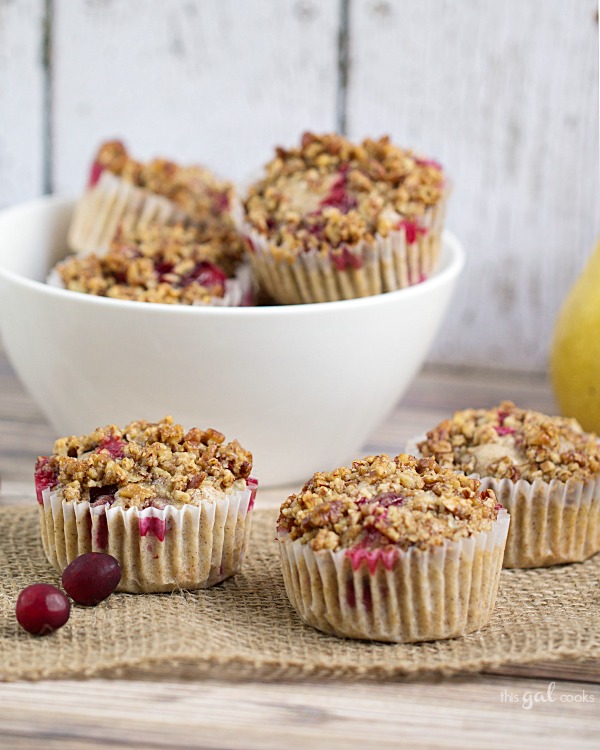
{"left": 0, "top": 0, "right": 45, "bottom": 207}
{"left": 0, "top": 675, "right": 598, "bottom": 750}
{"left": 347, "top": 0, "right": 600, "bottom": 372}
{"left": 1, "top": 344, "right": 599, "bottom": 748}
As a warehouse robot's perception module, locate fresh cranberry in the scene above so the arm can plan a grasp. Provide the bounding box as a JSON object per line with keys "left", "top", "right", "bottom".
{"left": 16, "top": 584, "right": 71, "bottom": 635}
{"left": 34, "top": 456, "right": 58, "bottom": 505}
{"left": 62, "top": 553, "right": 121, "bottom": 606}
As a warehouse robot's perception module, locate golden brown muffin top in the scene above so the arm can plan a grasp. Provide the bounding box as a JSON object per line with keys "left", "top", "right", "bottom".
{"left": 244, "top": 132, "right": 446, "bottom": 260}
{"left": 53, "top": 223, "right": 247, "bottom": 305}
{"left": 278, "top": 454, "right": 498, "bottom": 552}
{"left": 35, "top": 416, "right": 252, "bottom": 509}
{"left": 417, "top": 401, "right": 600, "bottom": 483}
{"left": 92, "top": 140, "right": 232, "bottom": 222}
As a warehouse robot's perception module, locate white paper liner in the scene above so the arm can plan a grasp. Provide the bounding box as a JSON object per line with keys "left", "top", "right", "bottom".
{"left": 47, "top": 255, "right": 254, "bottom": 307}
{"left": 233, "top": 191, "right": 449, "bottom": 305}
{"left": 406, "top": 435, "right": 600, "bottom": 568}
{"left": 39, "top": 484, "right": 255, "bottom": 593}
{"left": 68, "top": 171, "right": 189, "bottom": 256}
{"left": 277, "top": 510, "right": 509, "bottom": 643}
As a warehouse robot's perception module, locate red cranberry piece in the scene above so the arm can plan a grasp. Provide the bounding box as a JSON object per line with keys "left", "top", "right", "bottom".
{"left": 62, "top": 553, "right": 122, "bottom": 606}
{"left": 34, "top": 456, "right": 58, "bottom": 504}
{"left": 89, "top": 484, "right": 118, "bottom": 507}
{"left": 190, "top": 261, "right": 228, "bottom": 289}
{"left": 374, "top": 492, "right": 404, "bottom": 508}
{"left": 95, "top": 436, "right": 125, "bottom": 459}
{"left": 16, "top": 584, "right": 71, "bottom": 635}
{"left": 88, "top": 160, "right": 104, "bottom": 188}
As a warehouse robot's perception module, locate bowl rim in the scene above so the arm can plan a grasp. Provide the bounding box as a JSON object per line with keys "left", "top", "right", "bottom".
{"left": 0, "top": 195, "right": 465, "bottom": 318}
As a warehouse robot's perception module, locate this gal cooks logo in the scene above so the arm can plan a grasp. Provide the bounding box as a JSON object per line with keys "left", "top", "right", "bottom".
{"left": 500, "top": 682, "right": 595, "bottom": 710}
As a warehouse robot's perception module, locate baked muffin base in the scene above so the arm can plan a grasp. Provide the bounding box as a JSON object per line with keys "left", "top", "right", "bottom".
{"left": 278, "top": 510, "right": 509, "bottom": 643}
{"left": 39, "top": 485, "right": 255, "bottom": 593}
{"left": 238, "top": 198, "right": 448, "bottom": 305}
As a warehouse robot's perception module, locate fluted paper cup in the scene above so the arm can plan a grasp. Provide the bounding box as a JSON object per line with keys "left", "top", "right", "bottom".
{"left": 478, "top": 475, "right": 600, "bottom": 568}
{"left": 39, "top": 481, "right": 257, "bottom": 593}
{"left": 68, "top": 170, "right": 188, "bottom": 256}
{"left": 277, "top": 510, "right": 509, "bottom": 643}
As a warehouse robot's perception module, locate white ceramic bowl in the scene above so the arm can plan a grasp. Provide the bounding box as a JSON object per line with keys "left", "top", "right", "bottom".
{"left": 0, "top": 196, "right": 464, "bottom": 486}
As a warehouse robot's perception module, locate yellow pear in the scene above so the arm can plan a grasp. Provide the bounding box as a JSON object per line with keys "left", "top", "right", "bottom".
{"left": 550, "top": 237, "right": 600, "bottom": 432}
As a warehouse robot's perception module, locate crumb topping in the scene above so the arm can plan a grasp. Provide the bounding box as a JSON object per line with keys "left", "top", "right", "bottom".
{"left": 417, "top": 401, "right": 600, "bottom": 483}
{"left": 92, "top": 140, "right": 232, "bottom": 221}
{"left": 35, "top": 416, "right": 252, "bottom": 509}
{"left": 278, "top": 454, "right": 498, "bottom": 552}
{"left": 53, "top": 223, "right": 247, "bottom": 305}
{"left": 244, "top": 132, "right": 446, "bottom": 259}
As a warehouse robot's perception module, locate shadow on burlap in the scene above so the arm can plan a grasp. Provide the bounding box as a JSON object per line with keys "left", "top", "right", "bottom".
{"left": 1, "top": 506, "right": 598, "bottom": 682}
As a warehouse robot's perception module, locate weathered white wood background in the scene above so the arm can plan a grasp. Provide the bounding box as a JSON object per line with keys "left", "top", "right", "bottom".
{"left": 0, "top": 0, "right": 598, "bottom": 372}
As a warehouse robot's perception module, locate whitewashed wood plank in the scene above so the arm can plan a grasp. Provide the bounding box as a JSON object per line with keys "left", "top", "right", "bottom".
{"left": 0, "top": 676, "right": 598, "bottom": 749}
{"left": 348, "top": 0, "right": 600, "bottom": 372}
{"left": 0, "top": 0, "right": 45, "bottom": 207}
{"left": 52, "top": 0, "right": 339, "bottom": 191}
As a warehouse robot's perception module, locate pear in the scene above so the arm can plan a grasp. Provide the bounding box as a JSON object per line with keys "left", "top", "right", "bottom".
{"left": 550, "top": 237, "right": 600, "bottom": 432}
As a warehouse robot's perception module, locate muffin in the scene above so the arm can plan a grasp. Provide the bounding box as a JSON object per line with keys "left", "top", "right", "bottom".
{"left": 416, "top": 401, "right": 600, "bottom": 568}
{"left": 277, "top": 454, "right": 509, "bottom": 643}
{"left": 240, "top": 132, "right": 448, "bottom": 304}
{"left": 35, "top": 416, "right": 258, "bottom": 593}
{"left": 49, "top": 222, "right": 253, "bottom": 307}
{"left": 68, "top": 140, "right": 233, "bottom": 255}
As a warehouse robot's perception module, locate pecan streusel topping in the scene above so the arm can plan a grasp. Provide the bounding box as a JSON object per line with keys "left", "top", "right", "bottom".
{"left": 278, "top": 454, "right": 498, "bottom": 552}
{"left": 417, "top": 401, "right": 600, "bottom": 483}
{"left": 93, "top": 140, "right": 232, "bottom": 221}
{"left": 244, "top": 132, "right": 446, "bottom": 259}
{"left": 54, "top": 223, "right": 246, "bottom": 305}
{"left": 35, "top": 417, "right": 252, "bottom": 508}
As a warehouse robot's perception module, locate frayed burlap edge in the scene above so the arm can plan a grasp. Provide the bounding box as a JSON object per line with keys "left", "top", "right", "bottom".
{"left": 1, "top": 506, "right": 599, "bottom": 682}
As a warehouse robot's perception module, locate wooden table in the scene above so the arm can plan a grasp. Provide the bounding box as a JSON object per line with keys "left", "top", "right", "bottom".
{"left": 1, "top": 347, "right": 598, "bottom": 749}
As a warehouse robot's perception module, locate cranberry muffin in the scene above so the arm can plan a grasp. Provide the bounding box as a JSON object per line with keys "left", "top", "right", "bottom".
{"left": 277, "top": 454, "right": 508, "bottom": 642}
{"left": 240, "top": 132, "right": 448, "bottom": 304}
{"left": 50, "top": 222, "right": 253, "bottom": 307}
{"left": 416, "top": 401, "right": 600, "bottom": 568}
{"left": 68, "top": 140, "right": 234, "bottom": 255}
{"left": 35, "top": 416, "right": 258, "bottom": 592}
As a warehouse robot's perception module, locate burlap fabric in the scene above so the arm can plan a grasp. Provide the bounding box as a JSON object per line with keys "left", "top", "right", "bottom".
{"left": 1, "top": 506, "right": 598, "bottom": 682}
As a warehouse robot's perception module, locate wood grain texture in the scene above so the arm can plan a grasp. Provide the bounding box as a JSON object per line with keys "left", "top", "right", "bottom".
{"left": 51, "top": 0, "right": 339, "bottom": 189}
{"left": 0, "top": 0, "right": 45, "bottom": 207}
{"left": 0, "top": 676, "right": 598, "bottom": 749}
{"left": 347, "top": 0, "right": 600, "bottom": 371}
